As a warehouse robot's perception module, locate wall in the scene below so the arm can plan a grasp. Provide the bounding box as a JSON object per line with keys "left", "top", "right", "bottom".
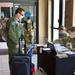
{"left": 0, "top": 3, "right": 13, "bottom": 7}
{"left": 38, "top": 0, "right": 48, "bottom": 44}
{"left": 48, "top": 0, "right": 52, "bottom": 42}
{"left": 65, "top": 0, "right": 73, "bottom": 28}
{"left": 65, "top": 0, "right": 75, "bottom": 28}
{"left": 0, "top": 0, "right": 37, "bottom": 3}
{"left": 73, "top": 0, "right": 75, "bottom": 26}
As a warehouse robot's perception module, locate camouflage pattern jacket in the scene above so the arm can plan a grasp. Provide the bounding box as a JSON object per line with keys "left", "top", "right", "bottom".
{"left": 53, "top": 36, "right": 75, "bottom": 49}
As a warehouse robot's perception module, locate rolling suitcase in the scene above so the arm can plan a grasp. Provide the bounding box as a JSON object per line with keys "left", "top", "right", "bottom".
{"left": 10, "top": 36, "right": 32, "bottom": 75}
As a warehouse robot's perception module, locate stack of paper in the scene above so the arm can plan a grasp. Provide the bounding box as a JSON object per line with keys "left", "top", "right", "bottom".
{"left": 56, "top": 53, "right": 68, "bottom": 58}
{"left": 54, "top": 44, "right": 70, "bottom": 52}
{"left": 62, "top": 50, "right": 75, "bottom": 55}
{"left": 54, "top": 44, "right": 75, "bottom": 55}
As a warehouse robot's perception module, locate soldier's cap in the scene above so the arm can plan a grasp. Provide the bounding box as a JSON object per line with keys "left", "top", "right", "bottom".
{"left": 53, "top": 26, "right": 66, "bottom": 30}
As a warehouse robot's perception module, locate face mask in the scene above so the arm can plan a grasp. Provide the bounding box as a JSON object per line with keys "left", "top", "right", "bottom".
{"left": 69, "top": 35, "right": 74, "bottom": 38}
{"left": 59, "top": 31, "right": 63, "bottom": 35}
{"left": 27, "top": 20, "right": 31, "bottom": 23}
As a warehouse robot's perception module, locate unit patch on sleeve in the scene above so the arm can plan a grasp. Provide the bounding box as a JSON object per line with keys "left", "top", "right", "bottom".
{"left": 11, "top": 21, "right": 16, "bottom": 26}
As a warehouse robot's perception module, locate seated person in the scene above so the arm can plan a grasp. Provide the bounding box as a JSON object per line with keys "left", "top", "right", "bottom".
{"left": 54, "top": 25, "right": 69, "bottom": 39}
{"left": 52, "top": 27, "right": 75, "bottom": 51}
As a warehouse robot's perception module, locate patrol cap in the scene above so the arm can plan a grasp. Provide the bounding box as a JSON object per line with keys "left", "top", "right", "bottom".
{"left": 53, "top": 25, "right": 66, "bottom": 30}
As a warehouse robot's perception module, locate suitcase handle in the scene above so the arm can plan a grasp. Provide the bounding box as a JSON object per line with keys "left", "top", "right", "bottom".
{"left": 19, "top": 35, "right": 26, "bottom": 54}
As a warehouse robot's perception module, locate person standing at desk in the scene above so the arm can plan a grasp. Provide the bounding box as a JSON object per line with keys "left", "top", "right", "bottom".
{"left": 6, "top": 7, "right": 25, "bottom": 70}
{"left": 53, "top": 27, "right": 75, "bottom": 51}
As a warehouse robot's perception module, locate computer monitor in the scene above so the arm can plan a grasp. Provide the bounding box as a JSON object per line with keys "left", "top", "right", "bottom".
{"left": 47, "top": 43, "right": 57, "bottom": 55}
{"left": 44, "top": 37, "right": 57, "bottom": 55}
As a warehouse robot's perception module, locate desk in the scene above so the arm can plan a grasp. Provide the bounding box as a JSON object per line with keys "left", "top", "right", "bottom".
{"left": 37, "top": 46, "right": 75, "bottom": 75}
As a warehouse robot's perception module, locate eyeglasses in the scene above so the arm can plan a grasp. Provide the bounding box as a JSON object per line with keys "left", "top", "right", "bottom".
{"left": 19, "top": 13, "right": 24, "bottom": 16}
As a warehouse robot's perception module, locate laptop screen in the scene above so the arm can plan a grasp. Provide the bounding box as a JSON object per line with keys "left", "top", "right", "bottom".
{"left": 47, "top": 43, "right": 57, "bottom": 55}
{"left": 43, "top": 37, "right": 49, "bottom": 44}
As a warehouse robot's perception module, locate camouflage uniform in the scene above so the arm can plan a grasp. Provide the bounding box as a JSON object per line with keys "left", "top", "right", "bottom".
{"left": 59, "top": 32, "right": 69, "bottom": 39}
{"left": 24, "top": 19, "right": 35, "bottom": 51}
{"left": 0, "top": 18, "right": 8, "bottom": 41}
{"left": 54, "top": 25, "right": 69, "bottom": 39}
{"left": 6, "top": 16, "right": 23, "bottom": 58}
{"left": 53, "top": 36, "right": 75, "bottom": 49}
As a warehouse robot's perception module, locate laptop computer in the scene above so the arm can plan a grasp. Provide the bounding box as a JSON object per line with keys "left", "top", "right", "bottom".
{"left": 44, "top": 37, "right": 57, "bottom": 55}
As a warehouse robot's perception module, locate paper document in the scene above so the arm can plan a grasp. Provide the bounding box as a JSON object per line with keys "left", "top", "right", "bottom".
{"left": 54, "top": 44, "right": 70, "bottom": 52}
{"left": 35, "top": 44, "right": 43, "bottom": 47}
{"left": 43, "top": 48, "right": 50, "bottom": 51}
{"left": 62, "top": 50, "right": 75, "bottom": 55}
{"left": 54, "top": 44, "right": 75, "bottom": 55}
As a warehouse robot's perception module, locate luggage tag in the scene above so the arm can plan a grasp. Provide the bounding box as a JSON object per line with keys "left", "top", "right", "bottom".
{"left": 40, "top": 48, "right": 43, "bottom": 53}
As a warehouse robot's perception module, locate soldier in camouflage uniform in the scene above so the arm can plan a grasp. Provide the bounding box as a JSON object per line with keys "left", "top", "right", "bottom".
{"left": 6, "top": 8, "right": 25, "bottom": 70}
{"left": 23, "top": 17, "right": 35, "bottom": 51}
{"left": 54, "top": 25, "right": 69, "bottom": 39}
{"left": 53, "top": 27, "right": 75, "bottom": 51}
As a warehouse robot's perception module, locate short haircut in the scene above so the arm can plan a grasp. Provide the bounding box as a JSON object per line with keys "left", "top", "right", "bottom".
{"left": 68, "top": 27, "right": 75, "bottom": 32}
{"left": 54, "top": 25, "right": 67, "bottom": 31}
{"left": 15, "top": 8, "right": 25, "bottom": 14}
